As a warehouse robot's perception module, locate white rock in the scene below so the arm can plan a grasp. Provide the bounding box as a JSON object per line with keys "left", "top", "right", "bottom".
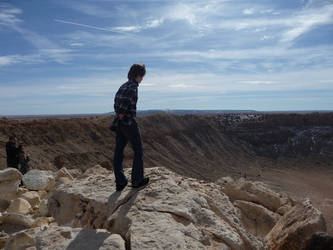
{"left": 39, "top": 199, "right": 50, "bottom": 217}
{"left": 0, "top": 168, "right": 22, "bottom": 182}
{"left": 23, "top": 170, "right": 55, "bottom": 191}
{"left": 20, "top": 191, "right": 40, "bottom": 208}
{"left": 48, "top": 166, "right": 265, "bottom": 250}
{"left": 234, "top": 200, "right": 280, "bottom": 238}
{"left": 7, "top": 198, "right": 32, "bottom": 215}
{"left": 0, "top": 168, "right": 22, "bottom": 201}
{"left": 265, "top": 198, "right": 327, "bottom": 250}
{"left": 223, "top": 178, "right": 292, "bottom": 212}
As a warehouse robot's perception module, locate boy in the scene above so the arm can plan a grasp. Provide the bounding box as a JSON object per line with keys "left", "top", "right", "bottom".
{"left": 113, "top": 63, "right": 149, "bottom": 191}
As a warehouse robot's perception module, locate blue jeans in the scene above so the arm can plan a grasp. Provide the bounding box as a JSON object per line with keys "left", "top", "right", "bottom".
{"left": 113, "top": 119, "right": 144, "bottom": 186}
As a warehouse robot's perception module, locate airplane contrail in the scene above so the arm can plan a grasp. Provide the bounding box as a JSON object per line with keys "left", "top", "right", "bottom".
{"left": 54, "top": 19, "right": 136, "bottom": 36}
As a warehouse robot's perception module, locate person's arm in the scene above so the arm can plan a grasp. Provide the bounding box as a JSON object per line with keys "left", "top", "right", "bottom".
{"left": 17, "top": 144, "right": 22, "bottom": 153}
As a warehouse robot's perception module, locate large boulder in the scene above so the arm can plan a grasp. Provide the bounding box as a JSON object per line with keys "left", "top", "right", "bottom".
{"left": 5, "top": 226, "right": 125, "bottom": 250}
{"left": 222, "top": 178, "right": 293, "bottom": 213}
{"left": 234, "top": 200, "right": 280, "bottom": 238}
{"left": 20, "top": 191, "right": 40, "bottom": 209}
{"left": 0, "top": 212, "right": 34, "bottom": 228}
{"left": 265, "top": 198, "right": 327, "bottom": 250}
{"left": 4, "top": 231, "right": 35, "bottom": 250}
{"left": 48, "top": 166, "right": 265, "bottom": 250}
{"left": 22, "top": 170, "right": 55, "bottom": 191}
{"left": 0, "top": 168, "right": 22, "bottom": 201}
{"left": 7, "top": 198, "right": 32, "bottom": 215}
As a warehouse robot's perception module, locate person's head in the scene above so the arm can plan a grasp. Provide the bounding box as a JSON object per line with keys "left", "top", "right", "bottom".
{"left": 127, "top": 63, "right": 146, "bottom": 84}
{"left": 9, "top": 135, "right": 16, "bottom": 143}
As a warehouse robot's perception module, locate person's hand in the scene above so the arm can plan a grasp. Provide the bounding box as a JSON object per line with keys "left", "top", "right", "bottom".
{"left": 119, "top": 114, "right": 124, "bottom": 120}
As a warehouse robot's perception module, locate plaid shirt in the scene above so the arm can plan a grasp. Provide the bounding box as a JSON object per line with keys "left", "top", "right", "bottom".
{"left": 113, "top": 79, "right": 138, "bottom": 126}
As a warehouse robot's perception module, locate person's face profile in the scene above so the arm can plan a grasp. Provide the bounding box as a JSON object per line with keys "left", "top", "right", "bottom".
{"left": 136, "top": 75, "right": 143, "bottom": 84}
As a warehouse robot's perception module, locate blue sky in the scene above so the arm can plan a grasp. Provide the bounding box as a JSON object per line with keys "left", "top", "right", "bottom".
{"left": 0, "top": 0, "right": 333, "bottom": 115}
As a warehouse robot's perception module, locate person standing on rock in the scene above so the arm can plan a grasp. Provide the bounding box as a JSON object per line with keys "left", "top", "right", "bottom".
{"left": 6, "top": 135, "right": 21, "bottom": 169}
{"left": 112, "top": 63, "right": 149, "bottom": 191}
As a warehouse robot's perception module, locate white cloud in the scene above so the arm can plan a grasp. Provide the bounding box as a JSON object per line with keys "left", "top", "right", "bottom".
{"left": 243, "top": 8, "right": 255, "bottom": 15}
{"left": 280, "top": 4, "right": 333, "bottom": 42}
{"left": 145, "top": 18, "right": 164, "bottom": 28}
{"left": 237, "top": 80, "right": 276, "bottom": 85}
{"left": 2, "top": 67, "right": 332, "bottom": 99}
{"left": 260, "top": 35, "right": 273, "bottom": 41}
{"left": 69, "top": 42, "right": 84, "bottom": 47}
{"left": 0, "top": 4, "right": 22, "bottom": 27}
{"left": 0, "top": 55, "right": 18, "bottom": 66}
{"left": 112, "top": 25, "right": 141, "bottom": 32}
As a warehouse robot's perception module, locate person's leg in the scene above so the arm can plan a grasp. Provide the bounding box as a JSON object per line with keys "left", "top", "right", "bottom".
{"left": 113, "top": 125, "right": 128, "bottom": 186}
{"left": 127, "top": 120, "right": 144, "bottom": 185}
{"left": 20, "top": 164, "right": 28, "bottom": 175}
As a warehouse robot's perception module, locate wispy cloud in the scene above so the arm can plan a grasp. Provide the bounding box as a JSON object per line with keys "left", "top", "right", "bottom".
{"left": 0, "top": 4, "right": 72, "bottom": 65}
{"left": 280, "top": 4, "right": 333, "bottom": 43}
{"left": 0, "top": 3, "right": 22, "bottom": 27}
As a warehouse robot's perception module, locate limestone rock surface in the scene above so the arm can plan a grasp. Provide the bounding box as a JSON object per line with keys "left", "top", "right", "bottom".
{"left": 5, "top": 226, "right": 125, "bottom": 250}
{"left": 0, "top": 168, "right": 22, "bottom": 201}
{"left": 265, "top": 199, "right": 327, "bottom": 250}
{"left": 48, "top": 166, "right": 266, "bottom": 250}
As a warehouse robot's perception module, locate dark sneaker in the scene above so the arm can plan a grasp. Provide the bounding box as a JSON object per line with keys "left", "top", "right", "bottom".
{"left": 132, "top": 177, "right": 149, "bottom": 188}
{"left": 116, "top": 179, "right": 128, "bottom": 192}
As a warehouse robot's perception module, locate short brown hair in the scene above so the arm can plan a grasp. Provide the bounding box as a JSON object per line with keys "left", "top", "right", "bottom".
{"left": 127, "top": 63, "right": 146, "bottom": 81}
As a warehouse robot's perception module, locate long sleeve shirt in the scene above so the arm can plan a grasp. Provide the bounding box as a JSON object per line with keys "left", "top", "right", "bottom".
{"left": 6, "top": 142, "right": 20, "bottom": 168}
{"left": 113, "top": 79, "right": 139, "bottom": 126}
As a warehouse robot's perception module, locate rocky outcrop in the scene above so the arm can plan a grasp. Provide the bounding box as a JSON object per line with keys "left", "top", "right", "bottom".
{"left": 48, "top": 166, "right": 265, "bottom": 250}
{"left": 0, "top": 165, "right": 329, "bottom": 249}
{"left": 265, "top": 199, "right": 327, "bottom": 250}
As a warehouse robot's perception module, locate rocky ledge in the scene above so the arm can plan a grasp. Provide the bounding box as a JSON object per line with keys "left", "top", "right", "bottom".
{"left": 0, "top": 166, "right": 330, "bottom": 250}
